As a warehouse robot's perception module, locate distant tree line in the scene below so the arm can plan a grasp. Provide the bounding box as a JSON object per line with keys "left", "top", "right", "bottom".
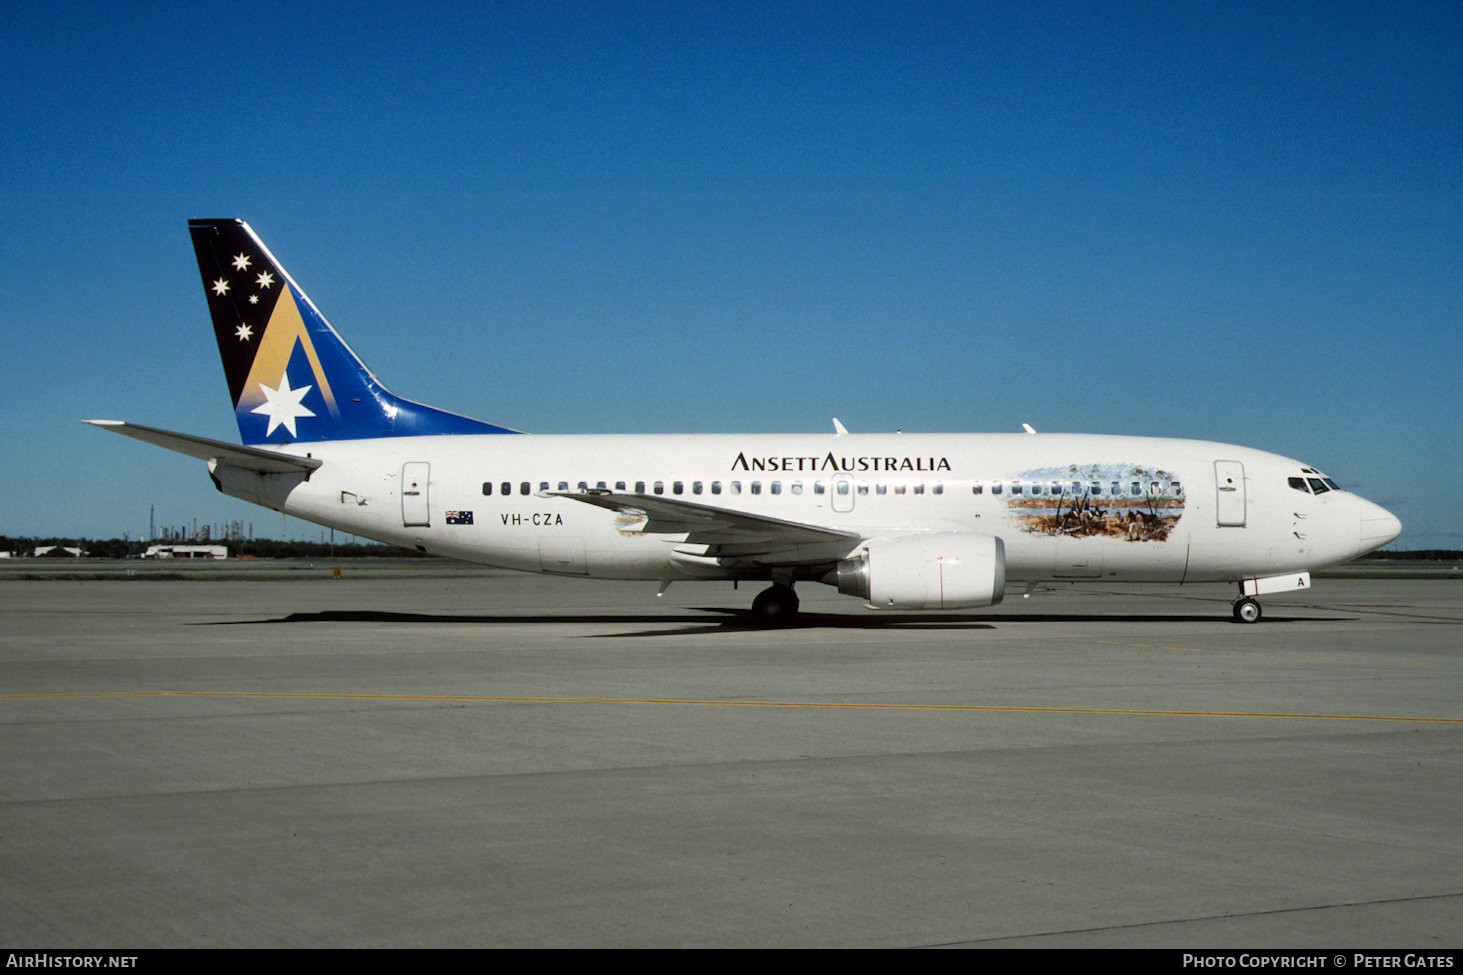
{"left": 0, "top": 536, "right": 432, "bottom": 559}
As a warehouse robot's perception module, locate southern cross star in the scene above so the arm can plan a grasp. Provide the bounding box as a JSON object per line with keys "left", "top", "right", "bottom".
{"left": 251, "top": 375, "right": 315, "bottom": 437}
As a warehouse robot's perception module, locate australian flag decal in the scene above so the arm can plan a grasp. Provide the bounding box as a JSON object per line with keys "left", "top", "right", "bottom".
{"left": 445, "top": 511, "right": 474, "bottom": 525}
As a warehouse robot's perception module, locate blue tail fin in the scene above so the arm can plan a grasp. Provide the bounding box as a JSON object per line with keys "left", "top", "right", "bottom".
{"left": 189, "top": 219, "right": 519, "bottom": 444}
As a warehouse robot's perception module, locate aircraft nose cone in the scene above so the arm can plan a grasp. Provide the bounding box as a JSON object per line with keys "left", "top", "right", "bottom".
{"left": 1359, "top": 501, "right": 1402, "bottom": 549}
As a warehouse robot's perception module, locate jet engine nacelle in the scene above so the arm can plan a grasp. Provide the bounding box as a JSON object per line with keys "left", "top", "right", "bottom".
{"left": 835, "top": 532, "right": 1006, "bottom": 610}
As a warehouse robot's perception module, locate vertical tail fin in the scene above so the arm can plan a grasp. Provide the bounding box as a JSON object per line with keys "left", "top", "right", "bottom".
{"left": 189, "top": 219, "right": 518, "bottom": 444}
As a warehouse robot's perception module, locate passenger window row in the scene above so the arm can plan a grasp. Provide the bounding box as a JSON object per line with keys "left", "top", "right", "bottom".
{"left": 480, "top": 478, "right": 1187, "bottom": 499}
{"left": 971, "top": 480, "right": 1183, "bottom": 497}
{"left": 480, "top": 479, "right": 950, "bottom": 497}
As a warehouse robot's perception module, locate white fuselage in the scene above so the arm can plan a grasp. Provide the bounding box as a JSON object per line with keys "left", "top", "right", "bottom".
{"left": 212, "top": 431, "right": 1400, "bottom": 590}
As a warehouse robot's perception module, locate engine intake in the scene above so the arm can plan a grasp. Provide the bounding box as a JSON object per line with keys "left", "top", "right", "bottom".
{"left": 836, "top": 533, "right": 1006, "bottom": 610}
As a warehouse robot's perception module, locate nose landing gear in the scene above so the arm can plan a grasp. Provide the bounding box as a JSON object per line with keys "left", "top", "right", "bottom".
{"left": 1232, "top": 596, "right": 1262, "bottom": 624}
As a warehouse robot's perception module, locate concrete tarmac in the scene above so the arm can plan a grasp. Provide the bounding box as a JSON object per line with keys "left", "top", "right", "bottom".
{"left": 2, "top": 561, "right": 1460, "bottom": 948}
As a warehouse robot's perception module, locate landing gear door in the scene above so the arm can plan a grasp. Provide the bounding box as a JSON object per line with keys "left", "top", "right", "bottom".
{"left": 402, "top": 462, "right": 430, "bottom": 527}
{"left": 1215, "top": 460, "right": 1246, "bottom": 527}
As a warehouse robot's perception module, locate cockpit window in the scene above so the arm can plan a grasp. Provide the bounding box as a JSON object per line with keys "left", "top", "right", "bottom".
{"left": 1291, "top": 471, "right": 1345, "bottom": 494}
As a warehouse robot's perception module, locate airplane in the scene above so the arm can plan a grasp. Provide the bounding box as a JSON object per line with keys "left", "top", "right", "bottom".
{"left": 89, "top": 219, "right": 1402, "bottom": 624}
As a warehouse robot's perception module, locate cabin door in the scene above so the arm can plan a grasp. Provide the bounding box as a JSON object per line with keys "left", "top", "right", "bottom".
{"left": 1215, "top": 460, "right": 1246, "bottom": 527}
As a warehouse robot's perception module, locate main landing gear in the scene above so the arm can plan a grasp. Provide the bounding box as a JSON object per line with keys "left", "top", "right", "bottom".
{"left": 750, "top": 583, "right": 799, "bottom": 624}
{"left": 1232, "top": 596, "right": 1262, "bottom": 624}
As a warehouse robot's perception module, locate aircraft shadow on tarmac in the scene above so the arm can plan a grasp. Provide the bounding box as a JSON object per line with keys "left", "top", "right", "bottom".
{"left": 205, "top": 607, "right": 1330, "bottom": 636}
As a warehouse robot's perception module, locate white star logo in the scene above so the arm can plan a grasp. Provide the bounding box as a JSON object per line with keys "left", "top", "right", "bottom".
{"left": 232, "top": 253, "right": 252, "bottom": 270}
{"left": 248, "top": 295, "right": 259, "bottom": 304}
{"left": 235, "top": 323, "right": 253, "bottom": 341}
{"left": 212, "top": 278, "right": 231, "bottom": 296}
{"left": 256, "top": 271, "right": 274, "bottom": 289}
{"left": 383, "top": 402, "right": 399, "bottom": 419}
{"left": 251, "top": 375, "right": 316, "bottom": 437}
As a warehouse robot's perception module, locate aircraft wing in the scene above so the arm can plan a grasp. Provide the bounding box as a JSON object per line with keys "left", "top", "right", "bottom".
{"left": 547, "top": 490, "right": 860, "bottom": 550}
{"left": 84, "top": 420, "right": 323, "bottom": 474}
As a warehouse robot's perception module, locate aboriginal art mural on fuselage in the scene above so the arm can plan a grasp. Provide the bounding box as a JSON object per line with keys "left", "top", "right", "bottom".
{"left": 1004, "top": 464, "right": 1185, "bottom": 542}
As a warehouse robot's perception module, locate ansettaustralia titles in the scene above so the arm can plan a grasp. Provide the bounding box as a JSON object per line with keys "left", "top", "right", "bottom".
{"left": 731, "top": 452, "right": 952, "bottom": 473}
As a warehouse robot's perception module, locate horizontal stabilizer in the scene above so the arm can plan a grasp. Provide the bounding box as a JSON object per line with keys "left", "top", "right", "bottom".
{"left": 84, "top": 420, "right": 322, "bottom": 474}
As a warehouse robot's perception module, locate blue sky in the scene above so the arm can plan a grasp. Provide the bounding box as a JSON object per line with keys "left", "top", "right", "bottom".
{"left": 3, "top": 1, "right": 1459, "bottom": 547}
